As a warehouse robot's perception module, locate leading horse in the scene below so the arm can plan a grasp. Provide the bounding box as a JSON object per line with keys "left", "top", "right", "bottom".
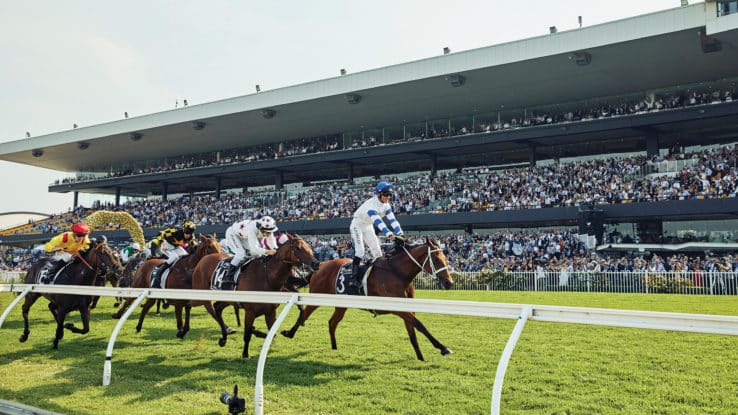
{"left": 281, "top": 236, "right": 454, "bottom": 361}
{"left": 19, "top": 239, "right": 123, "bottom": 349}
{"left": 189, "top": 233, "right": 319, "bottom": 358}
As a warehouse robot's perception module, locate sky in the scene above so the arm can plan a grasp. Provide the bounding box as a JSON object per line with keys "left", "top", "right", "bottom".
{"left": 0, "top": 0, "right": 686, "bottom": 216}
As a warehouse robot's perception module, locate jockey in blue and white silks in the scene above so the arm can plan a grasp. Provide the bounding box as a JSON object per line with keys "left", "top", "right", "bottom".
{"left": 349, "top": 181, "right": 404, "bottom": 284}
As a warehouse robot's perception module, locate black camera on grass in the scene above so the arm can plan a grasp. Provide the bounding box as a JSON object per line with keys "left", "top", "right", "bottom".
{"left": 219, "top": 384, "right": 246, "bottom": 414}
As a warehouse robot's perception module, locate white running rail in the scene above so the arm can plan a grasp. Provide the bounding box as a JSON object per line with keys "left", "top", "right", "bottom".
{"left": 2, "top": 283, "right": 738, "bottom": 415}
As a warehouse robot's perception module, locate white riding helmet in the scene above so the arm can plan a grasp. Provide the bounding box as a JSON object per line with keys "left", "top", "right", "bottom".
{"left": 256, "top": 216, "right": 278, "bottom": 233}
{"left": 131, "top": 243, "right": 141, "bottom": 251}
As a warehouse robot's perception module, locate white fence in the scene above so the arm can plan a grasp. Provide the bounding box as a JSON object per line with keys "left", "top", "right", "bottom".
{"left": 1, "top": 283, "right": 738, "bottom": 415}
{"left": 415, "top": 270, "right": 738, "bottom": 295}
{"left": 5, "top": 269, "right": 738, "bottom": 295}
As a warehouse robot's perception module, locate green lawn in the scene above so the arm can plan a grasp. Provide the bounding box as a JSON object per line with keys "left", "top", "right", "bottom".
{"left": 0, "top": 291, "right": 736, "bottom": 415}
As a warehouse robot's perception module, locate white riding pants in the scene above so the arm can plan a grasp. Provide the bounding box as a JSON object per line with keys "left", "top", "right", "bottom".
{"left": 350, "top": 220, "right": 382, "bottom": 261}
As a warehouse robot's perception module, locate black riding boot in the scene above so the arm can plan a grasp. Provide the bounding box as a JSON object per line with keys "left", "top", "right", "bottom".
{"left": 226, "top": 263, "right": 239, "bottom": 288}
{"left": 351, "top": 256, "right": 362, "bottom": 286}
{"left": 151, "top": 262, "right": 170, "bottom": 289}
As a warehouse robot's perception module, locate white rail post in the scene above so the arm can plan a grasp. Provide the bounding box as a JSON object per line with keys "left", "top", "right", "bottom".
{"left": 0, "top": 285, "right": 33, "bottom": 328}
{"left": 103, "top": 290, "right": 149, "bottom": 386}
{"left": 254, "top": 293, "right": 298, "bottom": 415}
{"left": 491, "top": 305, "right": 533, "bottom": 415}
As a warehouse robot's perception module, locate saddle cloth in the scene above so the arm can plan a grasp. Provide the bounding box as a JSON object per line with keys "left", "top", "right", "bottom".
{"left": 37, "top": 261, "right": 71, "bottom": 285}
{"left": 334, "top": 262, "right": 372, "bottom": 296}
{"left": 210, "top": 257, "right": 255, "bottom": 290}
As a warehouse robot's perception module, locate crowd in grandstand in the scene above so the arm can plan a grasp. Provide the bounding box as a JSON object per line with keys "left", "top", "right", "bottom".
{"left": 40, "top": 142, "right": 738, "bottom": 229}
{"left": 55, "top": 86, "right": 737, "bottom": 185}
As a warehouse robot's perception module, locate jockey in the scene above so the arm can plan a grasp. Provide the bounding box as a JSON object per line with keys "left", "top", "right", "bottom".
{"left": 41, "top": 222, "right": 91, "bottom": 282}
{"left": 220, "top": 216, "right": 279, "bottom": 285}
{"left": 119, "top": 242, "right": 141, "bottom": 264}
{"left": 148, "top": 220, "right": 197, "bottom": 274}
{"left": 350, "top": 181, "right": 405, "bottom": 285}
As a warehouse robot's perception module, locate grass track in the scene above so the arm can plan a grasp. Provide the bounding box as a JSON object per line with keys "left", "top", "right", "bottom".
{"left": 0, "top": 291, "right": 736, "bottom": 415}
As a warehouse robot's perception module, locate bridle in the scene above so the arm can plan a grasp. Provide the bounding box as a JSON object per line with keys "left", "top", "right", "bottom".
{"left": 401, "top": 242, "right": 449, "bottom": 281}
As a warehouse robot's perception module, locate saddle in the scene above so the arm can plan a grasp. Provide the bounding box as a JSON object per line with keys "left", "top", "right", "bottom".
{"left": 335, "top": 262, "right": 372, "bottom": 296}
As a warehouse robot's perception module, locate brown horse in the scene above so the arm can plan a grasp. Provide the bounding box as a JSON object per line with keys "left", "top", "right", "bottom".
{"left": 19, "top": 240, "right": 123, "bottom": 349}
{"left": 112, "top": 234, "right": 221, "bottom": 337}
{"left": 281, "top": 237, "right": 454, "bottom": 361}
{"left": 189, "top": 233, "right": 320, "bottom": 358}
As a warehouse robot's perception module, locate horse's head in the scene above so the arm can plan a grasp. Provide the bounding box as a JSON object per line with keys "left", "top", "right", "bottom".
{"left": 194, "top": 233, "right": 221, "bottom": 259}
{"left": 86, "top": 240, "right": 124, "bottom": 277}
{"left": 405, "top": 237, "right": 454, "bottom": 289}
{"left": 275, "top": 233, "right": 320, "bottom": 271}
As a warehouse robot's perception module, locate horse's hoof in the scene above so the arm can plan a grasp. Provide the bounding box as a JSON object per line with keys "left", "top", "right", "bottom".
{"left": 252, "top": 331, "right": 267, "bottom": 339}
{"left": 135, "top": 326, "right": 142, "bottom": 333}
{"left": 112, "top": 313, "right": 120, "bottom": 319}
{"left": 218, "top": 338, "right": 226, "bottom": 347}
{"left": 441, "top": 348, "right": 453, "bottom": 356}
{"left": 280, "top": 330, "right": 294, "bottom": 339}
{"left": 162, "top": 303, "right": 170, "bottom": 309}
{"left": 226, "top": 327, "right": 237, "bottom": 335}
{"left": 64, "top": 323, "right": 75, "bottom": 330}
{"left": 19, "top": 334, "right": 28, "bottom": 343}
{"left": 113, "top": 302, "right": 120, "bottom": 308}
{"left": 176, "top": 331, "right": 185, "bottom": 339}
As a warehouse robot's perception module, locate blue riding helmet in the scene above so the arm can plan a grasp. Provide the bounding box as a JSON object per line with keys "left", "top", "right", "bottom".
{"left": 375, "top": 181, "right": 394, "bottom": 194}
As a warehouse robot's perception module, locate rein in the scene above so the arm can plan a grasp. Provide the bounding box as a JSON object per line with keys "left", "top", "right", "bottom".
{"left": 77, "top": 243, "right": 109, "bottom": 270}
{"left": 400, "top": 243, "right": 448, "bottom": 280}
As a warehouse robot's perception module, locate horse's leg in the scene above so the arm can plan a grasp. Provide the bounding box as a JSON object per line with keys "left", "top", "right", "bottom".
{"left": 135, "top": 299, "right": 157, "bottom": 333}
{"left": 395, "top": 311, "right": 452, "bottom": 361}
{"left": 65, "top": 301, "right": 92, "bottom": 335}
{"left": 280, "top": 305, "right": 319, "bottom": 338}
{"left": 112, "top": 297, "right": 135, "bottom": 319}
{"left": 241, "top": 311, "right": 257, "bottom": 359}
{"left": 176, "top": 304, "right": 192, "bottom": 339}
{"left": 52, "top": 312, "right": 66, "bottom": 350}
{"left": 233, "top": 304, "right": 241, "bottom": 327}
{"left": 18, "top": 293, "right": 41, "bottom": 343}
{"left": 251, "top": 307, "right": 271, "bottom": 339}
{"left": 328, "top": 307, "right": 348, "bottom": 350}
{"left": 213, "top": 301, "right": 232, "bottom": 347}
{"left": 174, "top": 304, "right": 183, "bottom": 338}
{"left": 90, "top": 296, "right": 99, "bottom": 309}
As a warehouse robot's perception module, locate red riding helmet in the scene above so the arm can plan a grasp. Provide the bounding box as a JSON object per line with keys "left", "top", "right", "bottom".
{"left": 72, "top": 223, "right": 90, "bottom": 235}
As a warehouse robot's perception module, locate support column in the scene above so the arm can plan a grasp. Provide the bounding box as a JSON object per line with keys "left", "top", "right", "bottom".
{"left": 274, "top": 171, "right": 284, "bottom": 190}
{"left": 115, "top": 187, "right": 121, "bottom": 207}
{"left": 347, "top": 162, "right": 354, "bottom": 184}
{"left": 162, "top": 182, "right": 168, "bottom": 202}
{"left": 215, "top": 177, "right": 222, "bottom": 199}
{"left": 73, "top": 191, "right": 79, "bottom": 208}
{"left": 646, "top": 134, "right": 659, "bottom": 160}
{"left": 430, "top": 154, "right": 438, "bottom": 178}
{"left": 528, "top": 144, "right": 537, "bottom": 167}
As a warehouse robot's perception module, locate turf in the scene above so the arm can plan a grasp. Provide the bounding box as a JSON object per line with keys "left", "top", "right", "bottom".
{"left": 0, "top": 291, "right": 736, "bottom": 415}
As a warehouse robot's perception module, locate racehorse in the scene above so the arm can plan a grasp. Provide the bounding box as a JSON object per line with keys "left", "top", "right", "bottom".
{"left": 189, "top": 233, "right": 320, "bottom": 358}
{"left": 281, "top": 236, "right": 454, "bottom": 361}
{"left": 18, "top": 240, "right": 123, "bottom": 349}
{"left": 112, "top": 234, "right": 221, "bottom": 337}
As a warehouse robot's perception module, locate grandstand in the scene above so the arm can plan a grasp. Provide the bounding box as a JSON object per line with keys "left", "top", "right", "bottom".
{"left": 1, "top": 1, "right": 737, "bottom": 253}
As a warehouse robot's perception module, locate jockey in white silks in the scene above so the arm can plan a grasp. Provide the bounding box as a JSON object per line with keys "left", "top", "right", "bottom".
{"left": 220, "top": 216, "right": 279, "bottom": 284}
{"left": 349, "top": 181, "right": 405, "bottom": 284}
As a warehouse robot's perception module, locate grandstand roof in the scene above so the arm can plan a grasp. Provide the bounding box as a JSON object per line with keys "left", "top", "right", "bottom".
{"left": 2, "top": 2, "right": 738, "bottom": 173}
